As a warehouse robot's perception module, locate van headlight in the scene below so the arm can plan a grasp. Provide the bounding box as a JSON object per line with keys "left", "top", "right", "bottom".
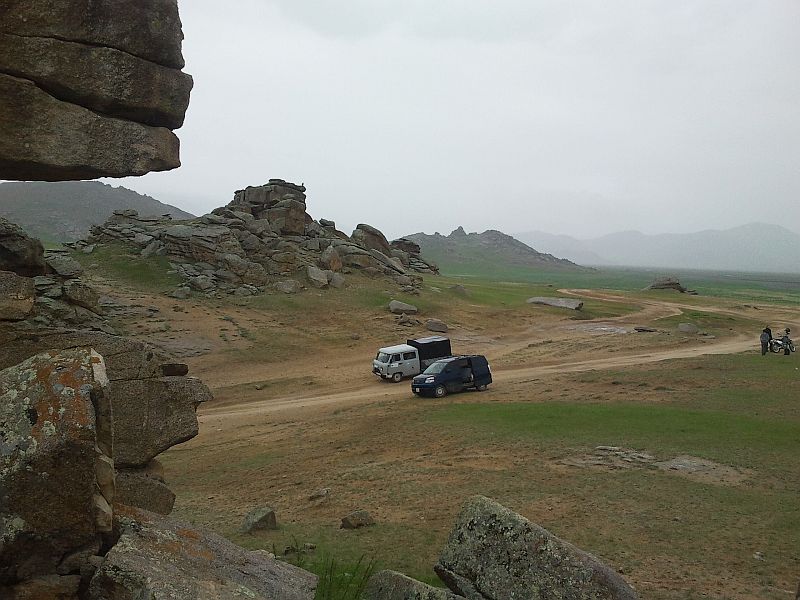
{"left": 425, "top": 377, "right": 435, "bottom": 383}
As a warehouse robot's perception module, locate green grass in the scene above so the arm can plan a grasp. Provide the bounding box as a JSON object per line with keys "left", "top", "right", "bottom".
{"left": 70, "top": 242, "right": 181, "bottom": 291}
{"left": 435, "top": 264, "right": 800, "bottom": 306}
{"left": 656, "top": 309, "right": 762, "bottom": 335}
{"left": 428, "top": 402, "right": 799, "bottom": 473}
{"left": 424, "top": 275, "right": 640, "bottom": 319}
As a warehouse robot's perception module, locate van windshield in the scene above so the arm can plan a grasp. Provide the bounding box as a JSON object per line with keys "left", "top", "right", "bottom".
{"left": 376, "top": 352, "right": 391, "bottom": 363}
{"left": 423, "top": 361, "right": 449, "bottom": 374}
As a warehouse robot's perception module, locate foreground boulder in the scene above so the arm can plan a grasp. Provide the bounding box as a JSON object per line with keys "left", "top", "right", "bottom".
{"left": 0, "top": 0, "right": 191, "bottom": 180}
{"left": 435, "top": 496, "right": 638, "bottom": 600}
{"left": 89, "top": 507, "right": 317, "bottom": 599}
{"left": 0, "top": 349, "right": 112, "bottom": 585}
{"left": 526, "top": 296, "right": 584, "bottom": 310}
{"left": 364, "top": 571, "right": 464, "bottom": 600}
{"left": 389, "top": 300, "right": 419, "bottom": 315}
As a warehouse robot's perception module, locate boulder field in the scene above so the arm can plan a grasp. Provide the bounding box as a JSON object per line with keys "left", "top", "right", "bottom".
{"left": 81, "top": 179, "right": 439, "bottom": 297}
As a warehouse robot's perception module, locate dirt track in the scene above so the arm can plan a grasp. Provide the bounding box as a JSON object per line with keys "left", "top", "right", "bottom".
{"left": 200, "top": 291, "right": 782, "bottom": 421}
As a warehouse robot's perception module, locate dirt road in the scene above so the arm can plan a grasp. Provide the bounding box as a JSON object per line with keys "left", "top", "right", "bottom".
{"left": 200, "top": 290, "right": 780, "bottom": 422}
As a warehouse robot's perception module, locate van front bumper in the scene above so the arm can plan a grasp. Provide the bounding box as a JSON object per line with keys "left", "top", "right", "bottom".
{"left": 411, "top": 382, "right": 437, "bottom": 395}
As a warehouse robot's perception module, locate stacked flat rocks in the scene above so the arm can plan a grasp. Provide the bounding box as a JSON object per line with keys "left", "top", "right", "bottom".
{"left": 0, "top": 0, "right": 192, "bottom": 180}
{"left": 0, "top": 346, "right": 313, "bottom": 599}
{"left": 83, "top": 179, "right": 438, "bottom": 297}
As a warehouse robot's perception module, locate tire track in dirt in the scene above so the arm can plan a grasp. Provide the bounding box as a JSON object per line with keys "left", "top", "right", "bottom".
{"left": 200, "top": 293, "right": 797, "bottom": 422}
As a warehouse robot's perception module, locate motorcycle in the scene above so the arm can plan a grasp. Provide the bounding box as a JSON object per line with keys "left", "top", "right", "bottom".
{"left": 769, "top": 338, "right": 796, "bottom": 353}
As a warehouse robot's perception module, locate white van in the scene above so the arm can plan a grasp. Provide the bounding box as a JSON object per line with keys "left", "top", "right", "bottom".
{"left": 372, "top": 337, "right": 452, "bottom": 382}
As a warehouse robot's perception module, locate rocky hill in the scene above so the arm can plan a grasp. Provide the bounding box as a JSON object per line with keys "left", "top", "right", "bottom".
{"left": 406, "top": 227, "right": 584, "bottom": 274}
{"left": 0, "top": 181, "right": 194, "bottom": 243}
{"left": 516, "top": 223, "right": 800, "bottom": 273}
{"left": 82, "top": 179, "right": 438, "bottom": 298}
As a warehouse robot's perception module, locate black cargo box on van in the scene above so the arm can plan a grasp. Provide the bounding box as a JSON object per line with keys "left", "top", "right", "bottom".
{"left": 407, "top": 336, "right": 452, "bottom": 363}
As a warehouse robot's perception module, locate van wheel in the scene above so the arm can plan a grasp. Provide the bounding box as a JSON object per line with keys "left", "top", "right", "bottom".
{"left": 391, "top": 372, "right": 403, "bottom": 383}
{"left": 476, "top": 384, "right": 487, "bottom": 391}
{"left": 434, "top": 385, "right": 447, "bottom": 398}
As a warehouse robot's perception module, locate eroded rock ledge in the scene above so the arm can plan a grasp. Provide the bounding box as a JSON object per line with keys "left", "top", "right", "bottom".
{"left": 0, "top": 0, "right": 191, "bottom": 180}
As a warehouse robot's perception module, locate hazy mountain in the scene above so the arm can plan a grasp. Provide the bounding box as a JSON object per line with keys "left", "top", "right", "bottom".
{"left": 516, "top": 223, "right": 800, "bottom": 273}
{"left": 514, "top": 231, "right": 612, "bottom": 266}
{"left": 406, "top": 227, "right": 584, "bottom": 274}
{"left": 0, "top": 181, "right": 194, "bottom": 243}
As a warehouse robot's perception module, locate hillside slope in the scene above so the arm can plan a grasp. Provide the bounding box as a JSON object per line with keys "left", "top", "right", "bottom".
{"left": 0, "top": 181, "right": 194, "bottom": 242}
{"left": 517, "top": 223, "right": 800, "bottom": 273}
{"left": 406, "top": 227, "right": 584, "bottom": 275}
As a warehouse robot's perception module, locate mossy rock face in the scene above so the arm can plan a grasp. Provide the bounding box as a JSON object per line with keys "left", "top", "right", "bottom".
{"left": 435, "top": 496, "right": 639, "bottom": 600}
{"left": 364, "top": 570, "right": 463, "bottom": 600}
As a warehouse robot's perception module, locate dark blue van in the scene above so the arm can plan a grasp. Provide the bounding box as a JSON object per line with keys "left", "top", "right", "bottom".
{"left": 411, "top": 355, "right": 492, "bottom": 397}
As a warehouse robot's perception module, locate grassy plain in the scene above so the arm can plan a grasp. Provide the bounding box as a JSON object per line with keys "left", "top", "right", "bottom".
{"left": 75, "top": 247, "right": 800, "bottom": 599}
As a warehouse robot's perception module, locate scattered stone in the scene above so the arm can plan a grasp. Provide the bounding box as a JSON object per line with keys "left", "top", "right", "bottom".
{"left": 0, "top": 271, "right": 35, "bottom": 320}
{"left": 389, "top": 300, "right": 419, "bottom": 315}
{"left": 352, "top": 224, "right": 392, "bottom": 255}
{"left": 188, "top": 275, "right": 214, "bottom": 291}
{"left": 308, "top": 488, "right": 330, "bottom": 502}
{"left": 426, "top": 318, "right": 449, "bottom": 333}
{"left": 319, "top": 245, "right": 343, "bottom": 272}
{"left": 274, "top": 279, "right": 302, "bottom": 294}
{"left": 241, "top": 507, "right": 279, "bottom": 533}
{"left": 364, "top": 570, "right": 464, "bottom": 600}
{"left": 435, "top": 496, "right": 639, "bottom": 600}
{"left": 45, "top": 253, "right": 84, "bottom": 278}
{"left": 62, "top": 279, "right": 101, "bottom": 313}
{"left": 526, "top": 297, "right": 584, "bottom": 310}
{"left": 329, "top": 272, "right": 346, "bottom": 289}
{"left": 449, "top": 284, "right": 469, "bottom": 297}
{"left": 341, "top": 510, "right": 375, "bottom": 529}
{"left": 677, "top": 323, "right": 699, "bottom": 334}
{"left": 307, "top": 265, "right": 329, "bottom": 289}
{"left": 169, "top": 286, "right": 191, "bottom": 299}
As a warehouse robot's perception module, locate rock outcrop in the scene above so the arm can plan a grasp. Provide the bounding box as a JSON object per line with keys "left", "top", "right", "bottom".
{"left": 0, "top": 0, "right": 192, "bottom": 180}
{"left": 0, "top": 326, "right": 210, "bottom": 515}
{"left": 1, "top": 217, "right": 46, "bottom": 276}
{"left": 0, "top": 349, "right": 112, "bottom": 585}
{"left": 84, "top": 180, "right": 439, "bottom": 297}
{"left": 435, "top": 496, "right": 639, "bottom": 600}
{"left": 645, "top": 277, "right": 697, "bottom": 294}
{"left": 90, "top": 507, "right": 316, "bottom": 599}
{"left": 526, "top": 296, "right": 584, "bottom": 310}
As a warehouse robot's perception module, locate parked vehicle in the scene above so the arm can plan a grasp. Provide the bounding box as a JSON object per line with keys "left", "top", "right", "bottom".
{"left": 769, "top": 338, "right": 796, "bottom": 353}
{"left": 411, "top": 355, "right": 492, "bottom": 397}
{"left": 372, "top": 336, "right": 452, "bottom": 382}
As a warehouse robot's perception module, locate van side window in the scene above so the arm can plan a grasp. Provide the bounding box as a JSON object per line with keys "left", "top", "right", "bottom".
{"left": 391, "top": 354, "right": 401, "bottom": 362}
{"left": 403, "top": 352, "right": 416, "bottom": 360}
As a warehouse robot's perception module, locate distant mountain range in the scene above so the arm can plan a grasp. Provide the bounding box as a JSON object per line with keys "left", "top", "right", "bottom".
{"left": 516, "top": 223, "right": 800, "bottom": 273}
{"left": 405, "top": 227, "right": 583, "bottom": 273}
{"left": 0, "top": 181, "right": 194, "bottom": 243}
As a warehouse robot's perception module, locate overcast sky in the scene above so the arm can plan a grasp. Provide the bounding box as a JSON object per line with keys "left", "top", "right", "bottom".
{"left": 104, "top": 0, "right": 799, "bottom": 240}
